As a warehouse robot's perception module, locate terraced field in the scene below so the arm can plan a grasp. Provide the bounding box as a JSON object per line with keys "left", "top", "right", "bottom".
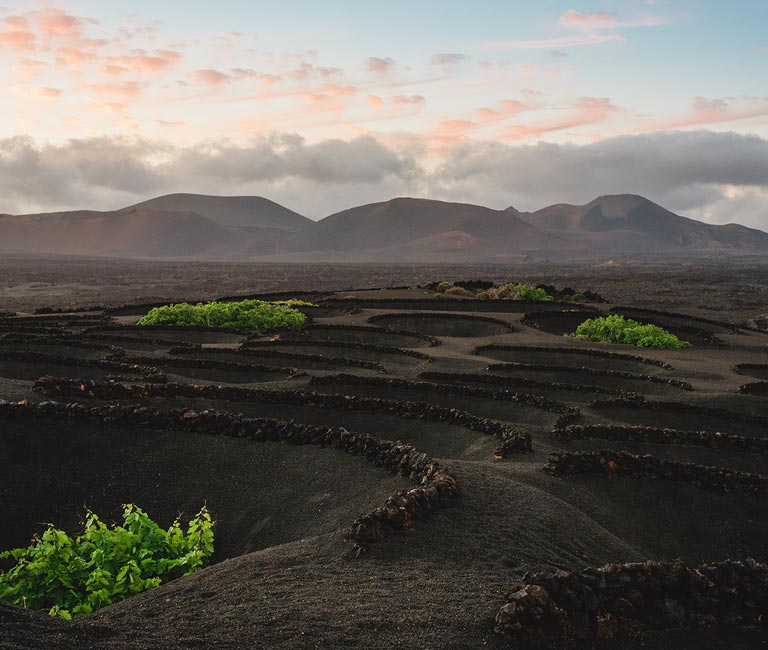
{"left": 2, "top": 286, "right": 768, "bottom": 649}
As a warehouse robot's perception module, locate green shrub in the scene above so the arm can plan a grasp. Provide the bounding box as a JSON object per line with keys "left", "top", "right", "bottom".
{"left": 136, "top": 299, "right": 311, "bottom": 331}
{"left": 478, "top": 283, "right": 553, "bottom": 301}
{"left": 572, "top": 315, "right": 691, "bottom": 349}
{"left": 0, "top": 504, "right": 213, "bottom": 619}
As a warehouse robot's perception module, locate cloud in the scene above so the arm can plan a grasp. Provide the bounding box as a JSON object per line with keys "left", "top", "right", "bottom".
{"left": 34, "top": 8, "right": 95, "bottom": 38}
{"left": 193, "top": 67, "right": 277, "bottom": 86}
{"left": 318, "top": 83, "right": 357, "bottom": 97}
{"left": 433, "top": 100, "right": 531, "bottom": 141}
{"left": 102, "top": 49, "right": 182, "bottom": 75}
{"left": 486, "top": 33, "right": 621, "bottom": 50}
{"left": 194, "top": 68, "right": 233, "bottom": 85}
{"left": 0, "top": 15, "right": 35, "bottom": 51}
{"left": 0, "top": 134, "right": 419, "bottom": 215}
{"left": 15, "top": 57, "right": 45, "bottom": 77}
{"left": 430, "top": 130, "right": 768, "bottom": 227}
{"left": 487, "top": 8, "right": 666, "bottom": 50}
{"left": 430, "top": 53, "right": 469, "bottom": 66}
{"left": 86, "top": 81, "right": 145, "bottom": 97}
{"left": 559, "top": 9, "right": 666, "bottom": 30}
{"left": 391, "top": 94, "right": 425, "bottom": 106}
{"left": 560, "top": 10, "right": 619, "bottom": 29}
{"left": 1, "top": 130, "right": 767, "bottom": 227}
{"left": 286, "top": 62, "right": 341, "bottom": 81}
{"left": 365, "top": 56, "right": 395, "bottom": 73}
{"left": 38, "top": 87, "right": 62, "bottom": 98}
{"left": 157, "top": 119, "right": 186, "bottom": 128}
{"left": 630, "top": 96, "right": 768, "bottom": 132}
{"left": 500, "top": 97, "right": 618, "bottom": 139}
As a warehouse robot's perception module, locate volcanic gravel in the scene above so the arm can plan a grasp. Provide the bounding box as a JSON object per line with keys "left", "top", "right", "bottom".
{"left": 1, "top": 282, "right": 768, "bottom": 649}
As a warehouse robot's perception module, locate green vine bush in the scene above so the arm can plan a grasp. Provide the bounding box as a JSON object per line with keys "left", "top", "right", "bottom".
{"left": 0, "top": 504, "right": 214, "bottom": 619}
{"left": 137, "top": 299, "right": 313, "bottom": 331}
{"left": 572, "top": 315, "right": 691, "bottom": 349}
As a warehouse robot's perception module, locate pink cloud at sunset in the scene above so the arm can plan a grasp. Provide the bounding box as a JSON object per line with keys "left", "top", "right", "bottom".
{"left": 501, "top": 97, "right": 618, "bottom": 140}
{"left": 0, "top": 0, "right": 765, "bottom": 229}
{"left": 366, "top": 56, "right": 395, "bottom": 73}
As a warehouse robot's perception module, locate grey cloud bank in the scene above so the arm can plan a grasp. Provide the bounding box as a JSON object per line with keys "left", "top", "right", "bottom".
{"left": 0, "top": 130, "right": 766, "bottom": 229}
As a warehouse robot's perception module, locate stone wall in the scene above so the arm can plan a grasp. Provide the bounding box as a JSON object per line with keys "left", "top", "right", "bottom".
{"left": 495, "top": 558, "right": 768, "bottom": 648}
{"left": 473, "top": 344, "right": 673, "bottom": 369}
{"left": 544, "top": 449, "right": 768, "bottom": 495}
{"left": 590, "top": 398, "right": 768, "bottom": 427}
{"left": 0, "top": 399, "right": 460, "bottom": 553}
{"left": 419, "top": 370, "right": 630, "bottom": 399}
{"left": 34, "top": 378, "right": 533, "bottom": 457}
{"left": 553, "top": 423, "right": 768, "bottom": 454}
{"left": 487, "top": 362, "right": 692, "bottom": 391}
{"left": 244, "top": 338, "right": 434, "bottom": 361}
{"left": 169, "top": 345, "right": 385, "bottom": 372}
{"left": 738, "top": 382, "right": 768, "bottom": 397}
{"left": 0, "top": 349, "right": 165, "bottom": 382}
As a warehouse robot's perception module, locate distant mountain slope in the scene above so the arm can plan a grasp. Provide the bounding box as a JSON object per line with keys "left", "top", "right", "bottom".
{"left": 3, "top": 193, "right": 767, "bottom": 261}
{"left": 124, "top": 193, "right": 311, "bottom": 230}
{"left": 279, "top": 197, "right": 582, "bottom": 261}
{"left": 0, "top": 208, "right": 243, "bottom": 258}
{"left": 516, "top": 194, "right": 768, "bottom": 253}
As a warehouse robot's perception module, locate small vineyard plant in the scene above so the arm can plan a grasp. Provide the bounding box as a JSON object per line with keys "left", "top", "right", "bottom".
{"left": 137, "top": 299, "right": 312, "bottom": 331}
{"left": 0, "top": 504, "right": 214, "bottom": 619}
{"left": 572, "top": 314, "right": 691, "bottom": 349}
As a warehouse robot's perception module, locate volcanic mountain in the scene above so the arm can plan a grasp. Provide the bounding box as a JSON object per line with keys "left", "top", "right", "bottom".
{"left": 0, "top": 208, "right": 244, "bottom": 258}
{"left": 125, "top": 193, "right": 311, "bottom": 231}
{"left": 515, "top": 194, "right": 768, "bottom": 254}
{"left": 0, "top": 194, "right": 311, "bottom": 259}
{"left": 277, "top": 197, "right": 583, "bottom": 261}
{"left": 3, "top": 193, "right": 768, "bottom": 261}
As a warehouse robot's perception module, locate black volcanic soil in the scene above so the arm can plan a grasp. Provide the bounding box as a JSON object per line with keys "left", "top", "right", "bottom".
{"left": 1, "top": 420, "right": 407, "bottom": 560}
{"left": 1, "top": 268, "right": 768, "bottom": 649}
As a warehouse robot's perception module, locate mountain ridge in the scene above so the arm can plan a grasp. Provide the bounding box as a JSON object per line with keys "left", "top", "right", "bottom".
{"left": 2, "top": 192, "right": 767, "bottom": 261}
{"left": 123, "top": 193, "right": 311, "bottom": 230}
{"left": 516, "top": 194, "right": 768, "bottom": 253}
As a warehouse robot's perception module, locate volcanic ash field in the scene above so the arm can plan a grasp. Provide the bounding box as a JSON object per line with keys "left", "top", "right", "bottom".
{"left": 2, "top": 284, "right": 768, "bottom": 649}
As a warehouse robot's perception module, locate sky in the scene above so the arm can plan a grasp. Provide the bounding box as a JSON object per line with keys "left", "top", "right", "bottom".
{"left": 0, "top": 0, "right": 767, "bottom": 226}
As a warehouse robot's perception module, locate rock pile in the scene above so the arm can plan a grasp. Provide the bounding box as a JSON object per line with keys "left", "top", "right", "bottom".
{"left": 738, "top": 382, "right": 768, "bottom": 396}
{"left": 125, "top": 355, "right": 302, "bottom": 378}
{"left": 591, "top": 398, "right": 768, "bottom": 428}
{"left": 33, "top": 378, "right": 533, "bottom": 457}
{"left": 244, "top": 338, "right": 434, "bottom": 361}
{"left": 419, "top": 370, "right": 629, "bottom": 401}
{"left": 320, "top": 298, "right": 576, "bottom": 313}
{"left": 83, "top": 323, "right": 254, "bottom": 336}
{"left": 369, "top": 311, "right": 517, "bottom": 333}
{"left": 83, "top": 332, "right": 202, "bottom": 349}
{"left": 473, "top": 344, "right": 673, "bottom": 369}
{"left": 608, "top": 305, "right": 742, "bottom": 332}
{"left": 0, "top": 333, "right": 126, "bottom": 357}
{"left": 544, "top": 449, "right": 768, "bottom": 495}
{"left": 169, "top": 345, "right": 385, "bottom": 372}
{"left": 495, "top": 558, "right": 768, "bottom": 648}
{"left": 487, "top": 362, "right": 692, "bottom": 391}
{"left": 310, "top": 373, "right": 570, "bottom": 414}
{"left": 0, "top": 349, "right": 165, "bottom": 382}
{"left": 554, "top": 423, "right": 768, "bottom": 454}
{"left": 277, "top": 323, "right": 441, "bottom": 347}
